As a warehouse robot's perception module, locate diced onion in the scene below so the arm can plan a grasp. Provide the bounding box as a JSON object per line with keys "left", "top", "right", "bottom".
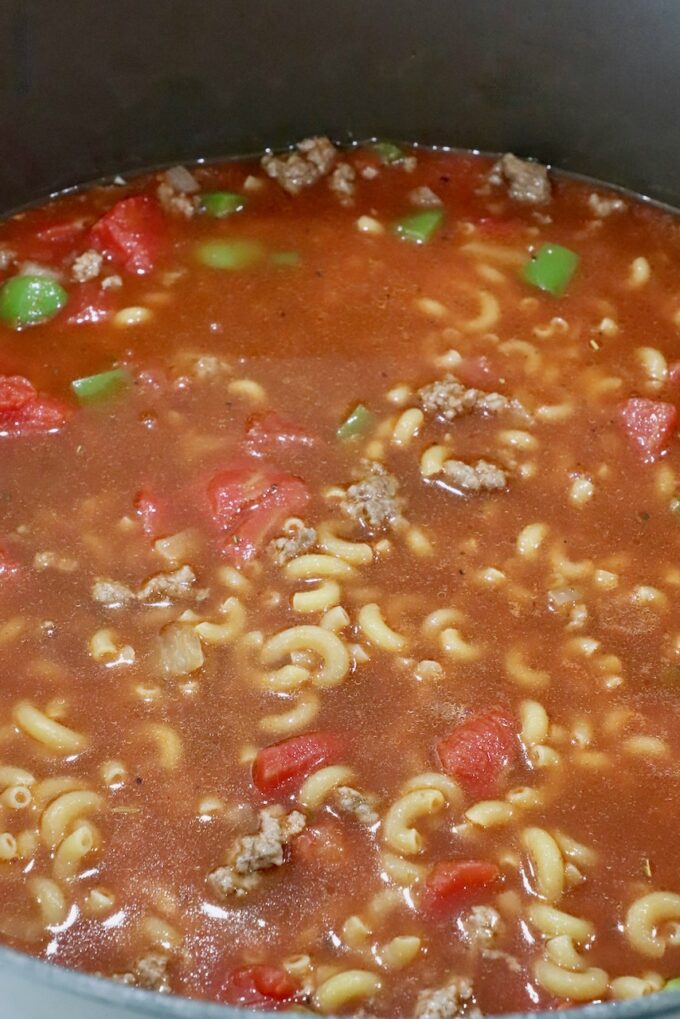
{"left": 158, "top": 624, "right": 204, "bottom": 676}
{"left": 163, "top": 166, "right": 199, "bottom": 193}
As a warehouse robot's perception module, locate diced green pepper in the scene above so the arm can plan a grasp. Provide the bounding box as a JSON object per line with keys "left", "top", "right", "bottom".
{"left": 337, "top": 403, "right": 373, "bottom": 440}
{"left": 522, "top": 243, "right": 580, "bottom": 296}
{"left": 0, "top": 275, "right": 68, "bottom": 328}
{"left": 393, "top": 209, "right": 444, "bottom": 245}
{"left": 371, "top": 140, "right": 404, "bottom": 164}
{"left": 196, "top": 239, "right": 264, "bottom": 270}
{"left": 664, "top": 978, "right": 680, "bottom": 992}
{"left": 199, "top": 191, "right": 247, "bottom": 218}
{"left": 71, "top": 367, "right": 130, "bottom": 404}
{"left": 271, "top": 251, "right": 301, "bottom": 267}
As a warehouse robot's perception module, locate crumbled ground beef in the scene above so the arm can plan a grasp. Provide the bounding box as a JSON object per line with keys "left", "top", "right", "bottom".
{"left": 208, "top": 807, "right": 306, "bottom": 899}
{"left": 268, "top": 522, "right": 317, "bottom": 565}
{"left": 409, "top": 186, "right": 442, "bottom": 207}
{"left": 441, "top": 459, "right": 508, "bottom": 493}
{"left": 489, "top": 153, "right": 551, "bottom": 205}
{"left": 261, "top": 136, "right": 337, "bottom": 195}
{"left": 137, "top": 565, "right": 197, "bottom": 603}
{"left": 112, "top": 953, "right": 171, "bottom": 993}
{"left": 71, "top": 249, "right": 103, "bottom": 282}
{"left": 457, "top": 906, "right": 503, "bottom": 949}
{"left": 340, "top": 463, "right": 403, "bottom": 531}
{"left": 157, "top": 181, "right": 198, "bottom": 219}
{"left": 328, "top": 162, "right": 356, "bottom": 204}
{"left": 34, "top": 551, "right": 79, "bottom": 572}
{"left": 92, "top": 566, "right": 198, "bottom": 608}
{"left": 588, "top": 192, "right": 626, "bottom": 217}
{"left": 91, "top": 579, "right": 136, "bottom": 607}
{"left": 418, "top": 376, "right": 514, "bottom": 422}
{"left": 156, "top": 167, "right": 200, "bottom": 218}
{"left": 334, "top": 785, "right": 379, "bottom": 826}
{"left": 415, "top": 977, "right": 481, "bottom": 1018}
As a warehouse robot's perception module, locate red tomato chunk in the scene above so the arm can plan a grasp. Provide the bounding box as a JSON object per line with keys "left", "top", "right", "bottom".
{"left": 208, "top": 464, "right": 309, "bottom": 562}
{"left": 422, "top": 859, "right": 500, "bottom": 914}
{"left": 66, "top": 282, "right": 114, "bottom": 325}
{"left": 437, "top": 709, "right": 517, "bottom": 796}
{"left": 618, "top": 398, "right": 678, "bottom": 463}
{"left": 252, "top": 731, "right": 341, "bottom": 795}
{"left": 90, "top": 196, "right": 165, "bottom": 274}
{"left": 244, "top": 411, "right": 316, "bottom": 455}
{"left": 0, "top": 375, "right": 69, "bottom": 437}
{"left": 215, "top": 965, "right": 298, "bottom": 1008}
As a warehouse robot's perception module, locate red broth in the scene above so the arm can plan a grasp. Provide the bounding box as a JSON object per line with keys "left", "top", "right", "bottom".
{"left": 0, "top": 140, "right": 679, "bottom": 1015}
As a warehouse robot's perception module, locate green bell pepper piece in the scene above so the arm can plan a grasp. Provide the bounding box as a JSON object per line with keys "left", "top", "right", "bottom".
{"left": 71, "top": 367, "right": 130, "bottom": 404}
{"left": 393, "top": 209, "right": 444, "bottom": 245}
{"left": 0, "top": 275, "right": 68, "bottom": 328}
{"left": 522, "top": 243, "right": 580, "bottom": 296}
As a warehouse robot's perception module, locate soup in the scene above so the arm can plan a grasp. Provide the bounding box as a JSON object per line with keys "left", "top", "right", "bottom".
{"left": 0, "top": 139, "right": 679, "bottom": 1015}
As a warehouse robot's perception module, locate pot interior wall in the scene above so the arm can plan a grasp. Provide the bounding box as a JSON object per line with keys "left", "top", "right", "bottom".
{"left": 1, "top": 0, "right": 679, "bottom": 211}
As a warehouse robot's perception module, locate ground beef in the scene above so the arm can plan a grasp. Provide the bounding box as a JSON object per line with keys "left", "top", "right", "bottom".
{"left": 328, "top": 162, "right": 356, "bottom": 204}
{"left": 268, "top": 522, "right": 317, "bottom": 565}
{"left": 156, "top": 167, "right": 200, "bottom": 218}
{"left": 409, "top": 186, "right": 442, "bottom": 207}
{"left": 137, "top": 565, "right": 197, "bottom": 603}
{"left": 157, "top": 181, "right": 198, "bottom": 219}
{"left": 113, "top": 953, "right": 171, "bottom": 993}
{"left": 340, "top": 463, "right": 403, "bottom": 531}
{"left": 458, "top": 906, "right": 503, "bottom": 949}
{"left": 334, "top": 785, "right": 379, "bottom": 826}
{"left": 415, "top": 977, "right": 481, "bottom": 1018}
{"left": 441, "top": 459, "right": 508, "bottom": 493}
{"left": 588, "top": 192, "right": 626, "bottom": 217}
{"left": 489, "top": 152, "right": 551, "bottom": 205}
{"left": 418, "top": 376, "right": 513, "bottom": 422}
{"left": 261, "top": 136, "right": 337, "bottom": 195}
{"left": 91, "top": 579, "right": 136, "bottom": 607}
{"left": 93, "top": 567, "right": 197, "bottom": 608}
{"left": 34, "top": 551, "right": 79, "bottom": 572}
{"left": 208, "top": 807, "right": 306, "bottom": 899}
{"left": 71, "top": 249, "right": 103, "bottom": 282}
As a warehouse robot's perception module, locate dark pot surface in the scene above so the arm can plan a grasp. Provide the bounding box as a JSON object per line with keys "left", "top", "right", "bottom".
{"left": 1, "top": 2, "right": 679, "bottom": 1018}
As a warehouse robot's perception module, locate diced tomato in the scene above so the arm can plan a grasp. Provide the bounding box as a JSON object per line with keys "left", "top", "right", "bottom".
{"left": 89, "top": 196, "right": 165, "bottom": 274}
{"left": 0, "top": 375, "right": 70, "bottom": 437}
{"left": 618, "top": 397, "right": 678, "bottom": 463}
{"left": 134, "top": 488, "right": 163, "bottom": 538}
{"left": 215, "top": 965, "right": 298, "bottom": 1009}
{"left": 0, "top": 547, "right": 20, "bottom": 580}
{"left": 208, "top": 464, "right": 309, "bottom": 562}
{"left": 294, "top": 818, "right": 348, "bottom": 867}
{"left": 437, "top": 709, "right": 517, "bottom": 797}
{"left": 455, "top": 355, "right": 500, "bottom": 390}
{"left": 244, "top": 411, "right": 316, "bottom": 455}
{"left": 66, "top": 281, "right": 115, "bottom": 325}
{"left": 252, "top": 731, "right": 341, "bottom": 795}
{"left": 422, "top": 859, "right": 500, "bottom": 914}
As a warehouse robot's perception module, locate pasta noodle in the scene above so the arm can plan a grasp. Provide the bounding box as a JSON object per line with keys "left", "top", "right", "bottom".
{"left": 625, "top": 891, "right": 680, "bottom": 958}
{"left": 383, "top": 788, "right": 445, "bottom": 855}
{"left": 13, "top": 701, "right": 88, "bottom": 755}
{"left": 358, "top": 603, "right": 408, "bottom": 653}
{"left": 522, "top": 827, "right": 565, "bottom": 902}
{"left": 262, "top": 625, "right": 350, "bottom": 688}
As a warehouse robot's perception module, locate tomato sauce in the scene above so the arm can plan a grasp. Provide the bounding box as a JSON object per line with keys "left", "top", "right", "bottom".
{"left": 0, "top": 140, "right": 679, "bottom": 1014}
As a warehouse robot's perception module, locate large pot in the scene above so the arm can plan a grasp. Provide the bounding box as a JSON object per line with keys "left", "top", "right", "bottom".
{"left": 0, "top": 2, "right": 678, "bottom": 1017}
